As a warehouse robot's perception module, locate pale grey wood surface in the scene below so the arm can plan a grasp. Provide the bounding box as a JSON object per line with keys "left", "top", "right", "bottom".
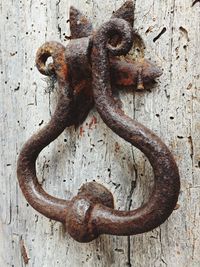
{"left": 0, "top": 0, "right": 199, "bottom": 266}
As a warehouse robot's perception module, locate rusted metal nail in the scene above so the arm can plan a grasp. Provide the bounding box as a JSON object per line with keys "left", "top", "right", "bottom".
{"left": 137, "top": 68, "right": 145, "bottom": 90}
{"left": 110, "top": 58, "right": 162, "bottom": 88}
{"left": 17, "top": 0, "right": 180, "bottom": 243}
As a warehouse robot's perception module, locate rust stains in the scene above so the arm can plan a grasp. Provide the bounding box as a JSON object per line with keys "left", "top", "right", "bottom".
{"left": 89, "top": 116, "right": 97, "bottom": 130}
{"left": 20, "top": 239, "right": 29, "bottom": 265}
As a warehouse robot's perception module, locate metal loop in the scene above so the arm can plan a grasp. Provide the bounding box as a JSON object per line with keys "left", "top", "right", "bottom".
{"left": 17, "top": 1, "right": 180, "bottom": 243}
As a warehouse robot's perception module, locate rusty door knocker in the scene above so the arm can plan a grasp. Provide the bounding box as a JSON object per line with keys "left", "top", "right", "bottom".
{"left": 17, "top": 1, "right": 180, "bottom": 243}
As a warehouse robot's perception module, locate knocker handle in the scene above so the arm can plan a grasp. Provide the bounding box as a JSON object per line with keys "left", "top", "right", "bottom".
{"left": 17, "top": 1, "right": 180, "bottom": 243}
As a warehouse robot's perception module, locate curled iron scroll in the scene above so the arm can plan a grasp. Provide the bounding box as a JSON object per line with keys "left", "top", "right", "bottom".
{"left": 17, "top": 1, "right": 180, "bottom": 243}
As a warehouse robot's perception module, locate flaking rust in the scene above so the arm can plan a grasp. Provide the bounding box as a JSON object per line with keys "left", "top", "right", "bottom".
{"left": 17, "top": 1, "right": 180, "bottom": 243}
{"left": 36, "top": 1, "right": 162, "bottom": 124}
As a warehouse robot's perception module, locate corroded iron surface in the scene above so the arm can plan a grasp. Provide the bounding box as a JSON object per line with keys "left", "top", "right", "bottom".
{"left": 91, "top": 18, "right": 180, "bottom": 236}
{"left": 17, "top": 0, "right": 180, "bottom": 243}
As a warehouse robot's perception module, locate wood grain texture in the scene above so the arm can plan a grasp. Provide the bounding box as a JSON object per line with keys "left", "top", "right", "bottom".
{"left": 0, "top": 0, "right": 199, "bottom": 266}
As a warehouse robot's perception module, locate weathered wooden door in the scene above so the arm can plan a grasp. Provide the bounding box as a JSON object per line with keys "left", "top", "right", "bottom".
{"left": 0, "top": 0, "right": 199, "bottom": 266}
